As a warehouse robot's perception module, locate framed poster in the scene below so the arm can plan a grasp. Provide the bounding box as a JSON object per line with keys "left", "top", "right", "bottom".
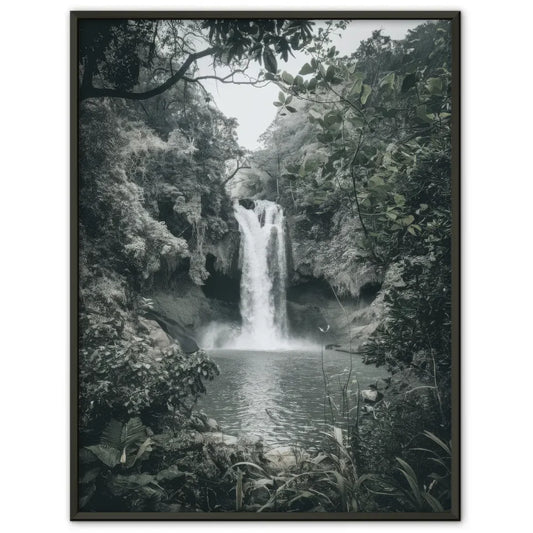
{"left": 71, "top": 10, "right": 460, "bottom": 520}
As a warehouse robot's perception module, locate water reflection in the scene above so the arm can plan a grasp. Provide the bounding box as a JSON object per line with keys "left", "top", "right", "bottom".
{"left": 197, "top": 349, "right": 389, "bottom": 449}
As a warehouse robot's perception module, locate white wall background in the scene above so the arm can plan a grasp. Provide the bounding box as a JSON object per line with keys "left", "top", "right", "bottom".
{"left": 1, "top": 0, "right": 532, "bottom": 531}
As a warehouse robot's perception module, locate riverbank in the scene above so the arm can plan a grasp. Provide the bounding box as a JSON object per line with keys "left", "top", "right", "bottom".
{"left": 79, "top": 360, "right": 444, "bottom": 514}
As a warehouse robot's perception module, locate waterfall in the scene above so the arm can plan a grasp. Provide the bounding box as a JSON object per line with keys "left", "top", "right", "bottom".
{"left": 233, "top": 200, "right": 288, "bottom": 349}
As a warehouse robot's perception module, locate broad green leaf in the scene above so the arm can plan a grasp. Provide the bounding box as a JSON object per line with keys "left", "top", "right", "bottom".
{"left": 361, "top": 84, "right": 372, "bottom": 105}
{"left": 394, "top": 193, "right": 406, "bottom": 206}
{"left": 121, "top": 417, "right": 146, "bottom": 449}
{"left": 350, "top": 79, "right": 363, "bottom": 97}
{"left": 299, "top": 63, "right": 314, "bottom": 75}
{"left": 380, "top": 72, "right": 395, "bottom": 88}
{"left": 285, "top": 105, "right": 297, "bottom": 113}
{"left": 416, "top": 104, "right": 433, "bottom": 123}
{"left": 132, "top": 437, "right": 154, "bottom": 466}
{"left": 112, "top": 473, "right": 155, "bottom": 490}
{"left": 426, "top": 77, "right": 443, "bottom": 95}
{"left": 156, "top": 465, "right": 184, "bottom": 482}
{"left": 263, "top": 48, "right": 277, "bottom": 73}
{"left": 79, "top": 468, "right": 100, "bottom": 485}
{"left": 281, "top": 71, "right": 294, "bottom": 85}
{"left": 101, "top": 419, "right": 122, "bottom": 448}
{"left": 325, "top": 65, "right": 336, "bottom": 82}
{"left": 86, "top": 445, "right": 121, "bottom": 468}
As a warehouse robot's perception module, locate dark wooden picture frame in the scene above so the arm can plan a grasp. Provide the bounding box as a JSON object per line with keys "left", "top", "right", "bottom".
{"left": 71, "top": 10, "right": 460, "bottom": 520}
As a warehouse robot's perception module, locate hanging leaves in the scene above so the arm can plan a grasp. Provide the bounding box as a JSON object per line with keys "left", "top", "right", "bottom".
{"left": 263, "top": 47, "right": 278, "bottom": 73}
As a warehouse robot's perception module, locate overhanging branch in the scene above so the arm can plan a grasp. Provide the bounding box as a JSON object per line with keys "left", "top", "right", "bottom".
{"left": 80, "top": 47, "right": 216, "bottom": 101}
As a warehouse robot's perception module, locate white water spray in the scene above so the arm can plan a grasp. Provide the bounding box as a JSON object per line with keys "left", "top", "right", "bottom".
{"left": 233, "top": 200, "right": 288, "bottom": 349}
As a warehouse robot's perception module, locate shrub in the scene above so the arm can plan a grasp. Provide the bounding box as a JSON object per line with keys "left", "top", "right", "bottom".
{"left": 79, "top": 339, "right": 219, "bottom": 432}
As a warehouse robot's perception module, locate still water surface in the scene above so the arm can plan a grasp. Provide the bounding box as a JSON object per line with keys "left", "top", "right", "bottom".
{"left": 197, "top": 349, "right": 389, "bottom": 449}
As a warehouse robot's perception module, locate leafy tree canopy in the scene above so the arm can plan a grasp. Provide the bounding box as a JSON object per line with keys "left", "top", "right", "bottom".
{"left": 79, "top": 18, "right": 315, "bottom": 100}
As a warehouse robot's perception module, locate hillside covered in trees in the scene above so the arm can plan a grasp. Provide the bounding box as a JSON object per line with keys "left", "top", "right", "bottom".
{"left": 76, "top": 17, "right": 455, "bottom": 515}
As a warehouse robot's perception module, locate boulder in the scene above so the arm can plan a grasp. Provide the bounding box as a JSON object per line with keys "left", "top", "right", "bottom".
{"left": 138, "top": 317, "right": 174, "bottom": 351}
{"left": 264, "top": 446, "right": 307, "bottom": 469}
{"left": 143, "top": 309, "right": 199, "bottom": 353}
{"left": 206, "top": 418, "right": 220, "bottom": 432}
{"left": 360, "top": 389, "right": 383, "bottom": 403}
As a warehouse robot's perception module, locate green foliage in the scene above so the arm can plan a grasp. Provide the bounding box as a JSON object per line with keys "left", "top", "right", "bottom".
{"left": 205, "top": 19, "right": 314, "bottom": 66}
{"left": 225, "top": 428, "right": 361, "bottom": 512}
{"left": 79, "top": 19, "right": 154, "bottom": 91}
{"left": 79, "top": 19, "right": 316, "bottom": 100}
{"left": 80, "top": 417, "right": 161, "bottom": 510}
{"left": 245, "top": 22, "right": 453, "bottom": 512}
{"left": 77, "top": 19, "right": 455, "bottom": 514}
{"left": 359, "top": 431, "right": 451, "bottom": 512}
{"left": 79, "top": 339, "right": 219, "bottom": 429}
{"left": 86, "top": 417, "right": 151, "bottom": 468}
{"left": 261, "top": 19, "right": 452, "bottom": 377}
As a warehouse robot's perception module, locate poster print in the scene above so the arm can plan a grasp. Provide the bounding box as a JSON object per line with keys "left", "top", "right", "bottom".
{"left": 71, "top": 11, "right": 460, "bottom": 520}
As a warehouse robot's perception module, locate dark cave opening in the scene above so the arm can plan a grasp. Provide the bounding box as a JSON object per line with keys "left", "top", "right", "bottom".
{"left": 359, "top": 281, "right": 382, "bottom": 305}
{"left": 201, "top": 253, "right": 241, "bottom": 303}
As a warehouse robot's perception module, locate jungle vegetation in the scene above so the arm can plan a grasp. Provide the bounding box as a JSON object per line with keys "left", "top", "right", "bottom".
{"left": 77, "top": 18, "right": 454, "bottom": 513}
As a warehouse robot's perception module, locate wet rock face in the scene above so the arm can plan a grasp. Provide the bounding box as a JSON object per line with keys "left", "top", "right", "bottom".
{"left": 204, "top": 231, "right": 241, "bottom": 279}
{"left": 285, "top": 212, "right": 383, "bottom": 297}
{"left": 148, "top": 280, "right": 240, "bottom": 352}
{"left": 201, "top": 253, "right": 241, "bottom": 303}
{"left": 287, "top": 300, "right": 328, "bottom": 341}
{"left": 137, "top": 317, "right": 175, "bottom": 353}
{"left": 238, "top": 198, "right": 255, "bottom": 210}
{"left": 143, "top": 308, "right": 199, "bottom": 354}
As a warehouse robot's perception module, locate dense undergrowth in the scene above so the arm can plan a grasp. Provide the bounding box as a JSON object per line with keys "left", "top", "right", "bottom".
{"left": 78, "top": 19, "right": 453, "bottom": 513}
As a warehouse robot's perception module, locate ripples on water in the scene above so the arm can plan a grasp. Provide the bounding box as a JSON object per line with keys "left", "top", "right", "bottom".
{"left": 197, "top": 349, "right": 389, "bottom": 449}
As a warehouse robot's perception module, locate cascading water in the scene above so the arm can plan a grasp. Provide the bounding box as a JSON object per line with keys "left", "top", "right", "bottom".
{"left": 233, "top": 200, "right": 289, "bottom": 349}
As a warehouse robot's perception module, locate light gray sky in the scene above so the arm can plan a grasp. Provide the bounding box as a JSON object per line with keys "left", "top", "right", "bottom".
{"left": 197, "top": 20, "right": 426, "bottom": 150}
